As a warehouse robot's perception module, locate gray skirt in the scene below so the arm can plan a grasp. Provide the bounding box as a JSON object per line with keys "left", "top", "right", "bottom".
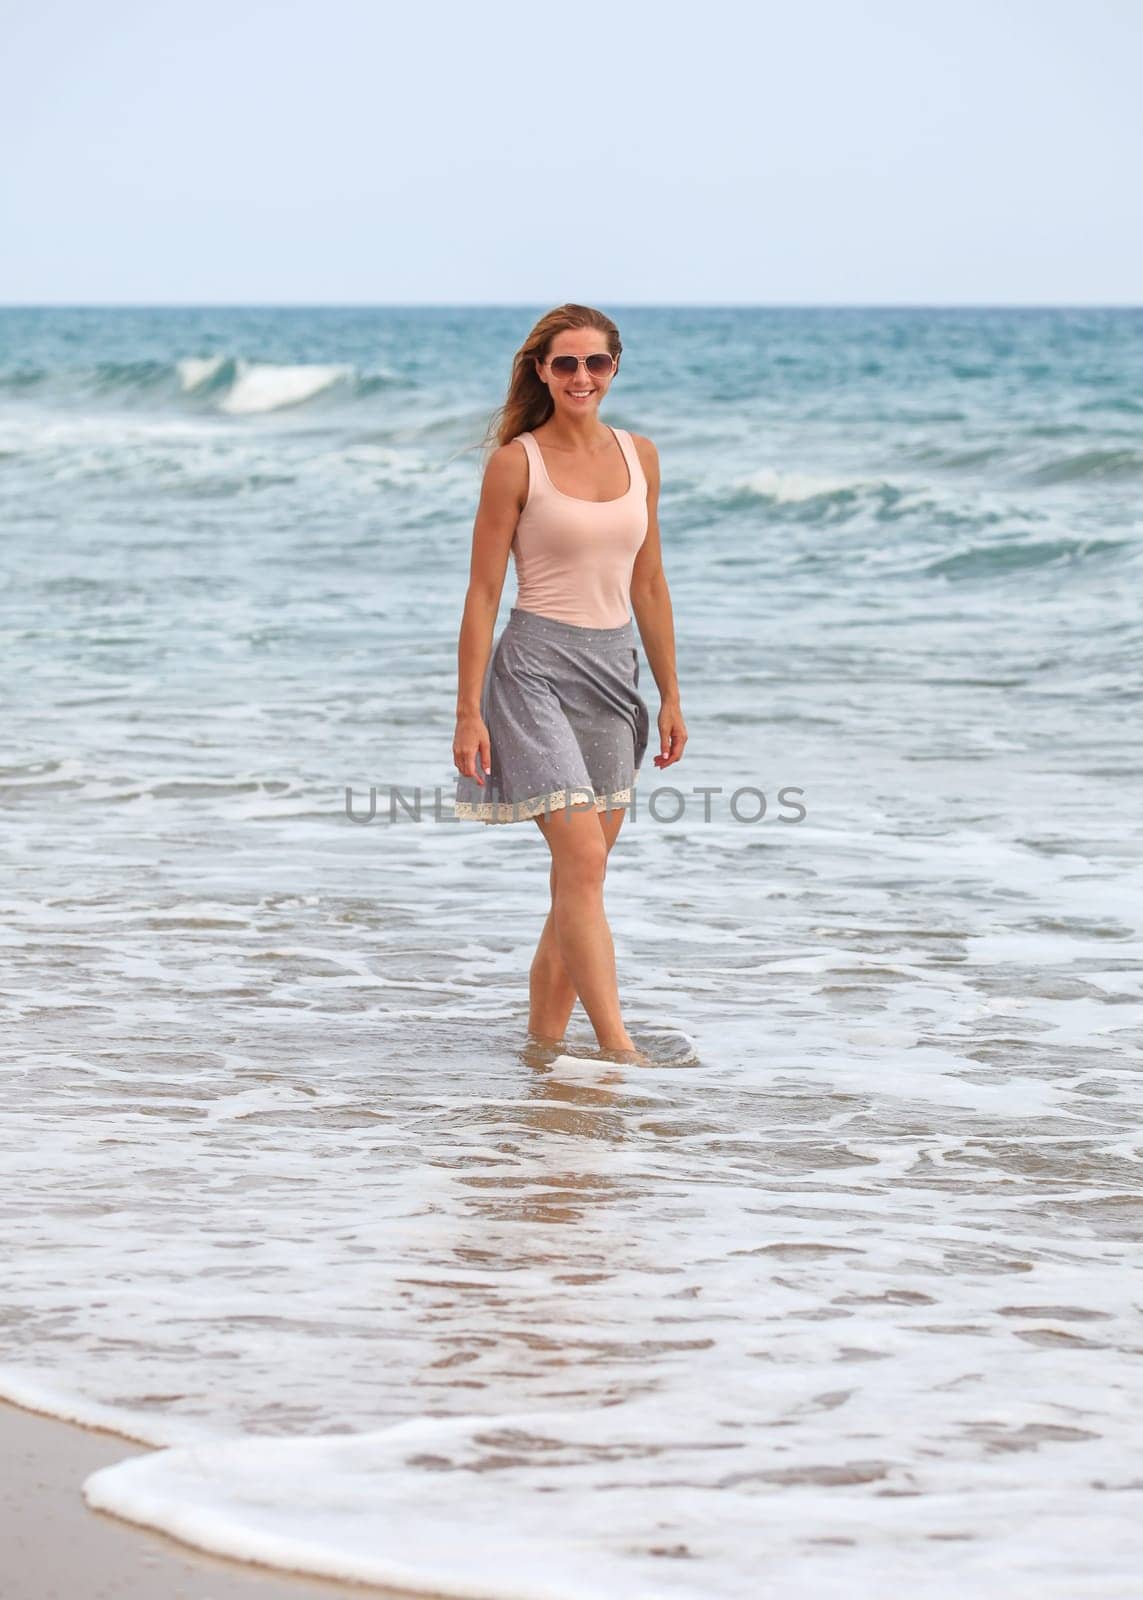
{"left": 455, "top": 606, "right": 651, "bottom": 825}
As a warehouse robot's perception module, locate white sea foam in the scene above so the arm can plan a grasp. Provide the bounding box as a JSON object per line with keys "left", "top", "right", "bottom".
{"left": 78, "top": 1384, "right": 1143, "bottom": 1598}
{"left": 739, "top": 466, "right": 866, "bottom": 502}
{"left": 176, "top": 355, "right": 228, "bottom": 392}
{"left": 174, "top": 355, "right": 354, "bottom": 411}
{"left": 218, "top": 360, "right": 352, "bottom": 414}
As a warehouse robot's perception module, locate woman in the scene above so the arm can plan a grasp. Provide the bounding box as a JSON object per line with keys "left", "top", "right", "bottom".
{"left": 453, "top": 304, "right": 687, "bottom": 1062}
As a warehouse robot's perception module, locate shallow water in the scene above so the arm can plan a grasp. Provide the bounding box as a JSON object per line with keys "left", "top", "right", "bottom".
{"left": 2, "top": 306, "right": 1142, "bottom": 1596}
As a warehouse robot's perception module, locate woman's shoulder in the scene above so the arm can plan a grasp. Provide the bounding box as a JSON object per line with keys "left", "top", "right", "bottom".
{"left": 485, "top": 433, "right": 531, "bottom": 471}
{"left": 623, "top": 430, "right": 659, "bottom": 484}
{"left": 482, "top": 436, "right": 531, "bottom": 507}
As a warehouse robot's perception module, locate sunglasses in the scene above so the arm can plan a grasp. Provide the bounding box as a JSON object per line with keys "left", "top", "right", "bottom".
{"left": 545, "top": 353, "right": 616, "bottom": 378}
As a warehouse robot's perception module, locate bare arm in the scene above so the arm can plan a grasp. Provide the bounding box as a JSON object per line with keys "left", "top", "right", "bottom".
{"left": 629, "top": 435, "right": 679, "bottom": 705}
{"left": 629, "top": 435, "right": 687, "bottom": 769}
{"left": 453, "top": 441, "right": 526, "bottom": 781}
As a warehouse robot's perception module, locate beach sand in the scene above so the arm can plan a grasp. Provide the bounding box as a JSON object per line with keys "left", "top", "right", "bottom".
{"left": 1, "top": 1398, "right": 436, "bottom": 1600}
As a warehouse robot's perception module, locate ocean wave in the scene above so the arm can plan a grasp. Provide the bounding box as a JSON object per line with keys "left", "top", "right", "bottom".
{"left": 726, "top": 469, "right": 952, "bottom": 527}
{"left": 735, "top": 467, "right": 862, "bottom": 504}
{"left": 177, "top": 356, "right": 353, "bottom": 414}
{"left": 905, "top": 443, "right": 1007, "bottom": 470}
{"left": 0, "top": 356, "right": 399, "bottom": 416}
{"left": 925, "top": 535, "right": 1131, "bottom": 581}
{"left": 1026, "top": 448, "right": 1143, "bottom": 485}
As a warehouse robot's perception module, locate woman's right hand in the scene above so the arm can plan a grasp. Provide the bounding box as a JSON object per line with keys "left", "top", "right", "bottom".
{"left": 453, "top": 714, "right": 492, "bottom": 787}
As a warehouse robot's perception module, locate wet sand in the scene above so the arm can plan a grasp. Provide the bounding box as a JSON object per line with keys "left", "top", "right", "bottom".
{"left": 0, "top": 1398, "right": 438, "bottom": 1600}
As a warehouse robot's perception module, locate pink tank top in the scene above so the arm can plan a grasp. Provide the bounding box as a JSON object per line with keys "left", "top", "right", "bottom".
{"left": 511, "top": 426, "right": 649, "bottom": 628}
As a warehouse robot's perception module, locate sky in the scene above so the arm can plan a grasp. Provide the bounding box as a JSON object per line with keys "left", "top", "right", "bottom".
{"left": 1, "top": 0, "right": 1140, "bottom": 305}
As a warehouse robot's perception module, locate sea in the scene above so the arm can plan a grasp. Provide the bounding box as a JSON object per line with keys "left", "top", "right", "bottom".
{"left": 2, "top": 305, "right": 1142, "bottom": 1598}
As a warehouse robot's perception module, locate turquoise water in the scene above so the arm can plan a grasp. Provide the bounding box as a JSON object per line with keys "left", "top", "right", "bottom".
{"left": 2, "top": 307, "right": 1142, "bottom": 1597}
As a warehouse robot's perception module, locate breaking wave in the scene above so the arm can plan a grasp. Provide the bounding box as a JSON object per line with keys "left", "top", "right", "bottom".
{"left": 0, "top": 356, "right": 399, "bottom": 415}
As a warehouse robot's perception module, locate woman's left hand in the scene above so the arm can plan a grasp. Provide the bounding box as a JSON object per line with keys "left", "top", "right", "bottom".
{"left": 653, "top": 702, "right": 688, "bottom": 769}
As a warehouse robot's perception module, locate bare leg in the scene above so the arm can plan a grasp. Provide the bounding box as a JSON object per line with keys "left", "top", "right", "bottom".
{"left": 528, "top": 805, "right": 627, "bottom": 1042}
{"left": 529, "top": 801, "right": 634, "bottom": 1053}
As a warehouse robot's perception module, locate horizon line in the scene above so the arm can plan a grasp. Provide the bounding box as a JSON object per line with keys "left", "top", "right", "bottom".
{"left": 1, "top": 300, "right": 1141, "bottom": 313}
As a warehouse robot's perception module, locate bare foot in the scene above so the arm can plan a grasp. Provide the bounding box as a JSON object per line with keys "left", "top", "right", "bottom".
{"left": 519, "top": 1032, "right": 568, "bottom": 1068}
{"left": 597, "top": 1044, "right": 652, "bottom": 1067}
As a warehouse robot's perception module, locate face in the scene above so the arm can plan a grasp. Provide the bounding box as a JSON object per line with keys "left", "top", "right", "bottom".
{"left": 535, "top": 328, "right": 618, "bottom": 417}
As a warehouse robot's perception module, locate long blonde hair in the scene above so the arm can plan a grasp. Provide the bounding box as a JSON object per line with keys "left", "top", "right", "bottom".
{"left": 476, "top": 303, "right": 623, "bottom": 469}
